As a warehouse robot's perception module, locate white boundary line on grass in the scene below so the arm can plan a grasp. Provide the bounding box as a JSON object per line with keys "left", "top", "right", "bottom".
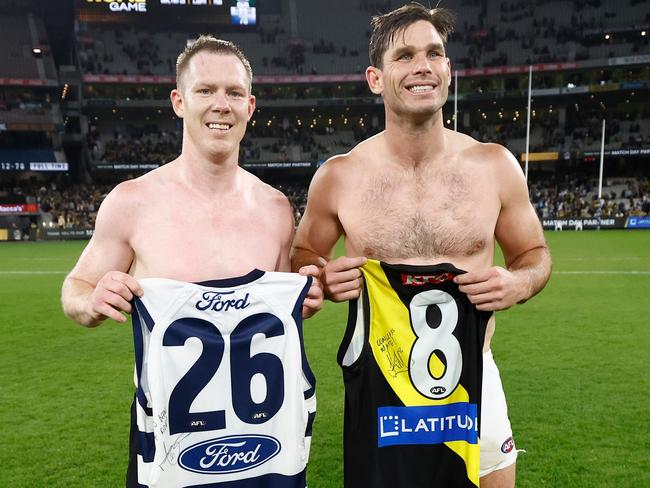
{"left": 1, "top": 271, "right": 68, "bottom": 275}
{"left": 554, "top": 271, "right": 650, "bottom": 275}
{"left": 2, "top": 270, "right": 650, "bottom": 276}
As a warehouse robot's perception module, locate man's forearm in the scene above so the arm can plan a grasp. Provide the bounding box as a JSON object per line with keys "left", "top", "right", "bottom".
{"left": 508, "top": 245, "right": 552, "bottom": 303}
{"left": 290, "top": 246, "right": 328, "bottom": 273}
{"left": 61, "top": 276, "right": 103, "bottom": 327}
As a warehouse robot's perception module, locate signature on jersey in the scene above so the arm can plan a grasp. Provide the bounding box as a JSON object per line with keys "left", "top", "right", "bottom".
{"left": 155, "top": 409, "right": 168, "bottom": 435}
{"left": 159, "top": 433, "right": 191, "bottom": 470}
{"left": 386, "top": 345, "right": 408, "bottom": 378}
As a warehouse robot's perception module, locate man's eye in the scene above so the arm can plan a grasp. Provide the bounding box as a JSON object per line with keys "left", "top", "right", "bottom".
{"left": 198, "top": 89, "right": 210, "bottom": 95}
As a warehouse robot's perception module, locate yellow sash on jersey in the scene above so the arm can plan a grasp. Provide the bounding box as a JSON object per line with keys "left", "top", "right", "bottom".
{"left": 361, "top": 259, "right": 480, "bottom": 487}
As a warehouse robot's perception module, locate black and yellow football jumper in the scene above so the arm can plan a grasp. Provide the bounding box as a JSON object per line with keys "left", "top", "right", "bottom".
{"left": 338, "top": 260, "right": 491, "bottom": 488}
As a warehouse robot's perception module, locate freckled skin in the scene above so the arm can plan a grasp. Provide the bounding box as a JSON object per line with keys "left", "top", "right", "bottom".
{"left": 62, "top": 51, "right": 298, "bottom": 326}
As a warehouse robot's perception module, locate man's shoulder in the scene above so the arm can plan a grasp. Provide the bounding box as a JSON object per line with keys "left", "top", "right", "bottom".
{"left": 100, "top": 163, "right": 172, "bottom": 212}
{"left": 316, "top": 134, "right": 382, "bottom": 177}
{"left": 450, "top": 134, "right": 527, "bottom": 198}
{"left": 244, "top": 169, "right": 291, "bottom": 208}
{"left": 107, "top": 171, "right": 156, "bottom": 201}
{"left": 449, "top": 130, "right": 516, "bottom": 167}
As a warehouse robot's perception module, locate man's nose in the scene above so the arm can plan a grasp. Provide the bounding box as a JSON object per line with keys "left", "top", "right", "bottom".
{"left": 412, "top": 53, "right": 433, "bottom": 75}
{"left": 211, "top": 91, "right": 231, "bottom": 112}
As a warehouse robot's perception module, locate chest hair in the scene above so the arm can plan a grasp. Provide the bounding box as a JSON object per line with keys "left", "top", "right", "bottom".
{"left": 354, "top": 168, "right": 488, "bottom": 260}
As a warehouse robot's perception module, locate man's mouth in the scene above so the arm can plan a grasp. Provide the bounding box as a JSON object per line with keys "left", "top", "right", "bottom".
{"left": 206, "top": 122, "right": 233, "bottom": 131}
{"left": 405, "top": 83, "right": 437, "bottom": 94}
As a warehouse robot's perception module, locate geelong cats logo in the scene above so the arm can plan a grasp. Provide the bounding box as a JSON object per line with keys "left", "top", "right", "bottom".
{"left": 179, "top": 435, "right": 280, "bottom": 474}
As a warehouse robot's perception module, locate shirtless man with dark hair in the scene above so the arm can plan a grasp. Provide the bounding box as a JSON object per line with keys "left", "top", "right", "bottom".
{"left": 291, "top": 4, "right": 551, "bottom": 487}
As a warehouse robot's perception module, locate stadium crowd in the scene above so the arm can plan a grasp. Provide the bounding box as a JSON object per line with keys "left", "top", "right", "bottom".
{"left": 86, "top": 119, "right": 381, "bottom": 165}
{"left": 84, "top": 112, "right": 649, "bottom": 166}
{"left": 1, "top": 182, "right": 110, "bottom": 230}
{"left": 1, "top": 177, "right": 648, "bottom": 237}
{"left": 529, "top": 177, "right": 650, "bottom": 219}
{"left": 3, "top": 0, "right": 649, "bottom": 240}
{"left": 76, "top": 0, "right": 650, "bottom": 77}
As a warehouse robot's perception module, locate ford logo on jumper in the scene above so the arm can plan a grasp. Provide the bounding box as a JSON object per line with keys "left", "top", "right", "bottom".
{"left": 179, "top": 435, "right": 281, "bottom": 474}
{"left": 195, "top": 291, "right": 250, "bottom": 312}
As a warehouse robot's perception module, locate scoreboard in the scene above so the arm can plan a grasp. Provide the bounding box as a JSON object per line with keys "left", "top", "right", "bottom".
{"left": 77, "top": 0, "right": 257, "bottom": 25}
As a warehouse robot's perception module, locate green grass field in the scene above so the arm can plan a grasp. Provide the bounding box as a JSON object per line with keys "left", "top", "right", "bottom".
{"left": 1, "top": 231, "right": 649, "bottom": 487}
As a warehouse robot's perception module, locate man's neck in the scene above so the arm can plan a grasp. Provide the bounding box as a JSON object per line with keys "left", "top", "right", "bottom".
{"left": 176, "top": 145, "right": 243, "bottom": 200}
{"left": 383, "top": 110, "right": 447, "bottom": 167}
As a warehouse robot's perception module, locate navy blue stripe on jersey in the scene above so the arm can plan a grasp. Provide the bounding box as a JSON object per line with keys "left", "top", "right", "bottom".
{"left": 137, "top": 430, "right": 155, "bottom": 463}
{"left": 195, "top": 269, "right": 265, "bottom": 288}
{"left": 135, "top": 298, "right": 155, "bottom": 332}
{"left": 292, "top": 277, "right": 316, "bottom": 399}
{"left": 305, "top": 411, "right": 316, "bottom": 437}
{"left": 132, "top": 300, "right": 153, "bottom": 417}
{"left": 291, "top": 276, "right": 311, "bottom": 325}
{"left": 184, "top": 470, "right": 306, "bottom": 488}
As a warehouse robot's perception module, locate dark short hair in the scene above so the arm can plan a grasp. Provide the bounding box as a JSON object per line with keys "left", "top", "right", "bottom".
{"left": 369, "top": 2, "right": 455, "bottom": 68}
{"left": 175, "top": 35, "right": 253, "bottom": 91}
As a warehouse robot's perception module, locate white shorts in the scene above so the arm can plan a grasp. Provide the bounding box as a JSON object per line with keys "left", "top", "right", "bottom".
{"left": 480, "top": 350, "right": 519, "bottom": 477}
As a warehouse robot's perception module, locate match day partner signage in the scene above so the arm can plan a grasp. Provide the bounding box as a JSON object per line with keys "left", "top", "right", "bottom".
{"left": 541, "top": 218, "right": 627, "bottom": 230}
{"left": 41, "top": 228, "right": 95, "bottom": 240}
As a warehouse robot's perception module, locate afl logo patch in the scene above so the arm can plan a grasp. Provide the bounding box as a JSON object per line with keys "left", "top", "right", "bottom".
{"left": 501, "top": 436, "right": 515, "bottom": 454}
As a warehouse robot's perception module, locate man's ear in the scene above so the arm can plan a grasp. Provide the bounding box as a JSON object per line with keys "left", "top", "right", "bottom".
{"left": 247, "top": 94, "right": 256, "bottom": 120}
{"left": 446, "top": 57, "right": 452, "bottom": 87}
{"left": 170, "top": 88, "right": 184, "bottom": 118}
{"left": 366, "top": 66, "right": 384, "bottom": 95}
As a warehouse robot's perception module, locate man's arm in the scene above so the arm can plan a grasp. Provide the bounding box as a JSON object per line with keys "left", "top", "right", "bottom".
{"left": 61, "top": 182, "right": 142, "bottom": 327}
{"left": 272, "top": 191, "right": 323, "bottom": 319}
{"left": 291, "top": 157, "right": 366, "bottom": 302}
{"left": 290, "top": 159, "right": 343, "bottom": 271}
{"left": 455, "top": 145, "right": 551, "bottom": 311}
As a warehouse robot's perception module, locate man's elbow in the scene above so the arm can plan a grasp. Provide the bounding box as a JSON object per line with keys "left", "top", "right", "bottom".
{"left": 289, "top": 245, "right": 327, "bottom": 272}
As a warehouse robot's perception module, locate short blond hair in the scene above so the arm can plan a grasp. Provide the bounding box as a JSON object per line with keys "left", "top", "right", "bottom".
{"left": 175, "top": 35, "right": 253, "bottom": 91}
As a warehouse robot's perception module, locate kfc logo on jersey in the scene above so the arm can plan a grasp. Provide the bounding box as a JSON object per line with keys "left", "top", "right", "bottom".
{"left": 179, "top": 435, "right": 280, "bottom": 474}
{"left": 195, "top": 291, "right": 251, "bottom": 312}
{"left": 401, "top": 272, "right": 455, "bottom": 286}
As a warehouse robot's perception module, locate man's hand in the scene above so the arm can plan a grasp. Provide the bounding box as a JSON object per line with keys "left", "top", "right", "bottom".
{"left": 89, "top": 271, "right": 143, "bottom": 323}
{"left": 454, "top": 266, "right": 528, "bottom": 311}
{"left": 298, "top": 265, "right": 324, "bottom": 319}
{"left": 322, "top": 256, "right": 367, "bottom": 302}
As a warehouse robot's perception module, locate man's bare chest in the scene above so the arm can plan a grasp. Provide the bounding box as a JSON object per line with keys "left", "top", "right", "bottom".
{"left": 340, "top": 169, "right": 499, "bottom": 261}
{"left": 129, "top": 203, "right": 283, "bottom": 279}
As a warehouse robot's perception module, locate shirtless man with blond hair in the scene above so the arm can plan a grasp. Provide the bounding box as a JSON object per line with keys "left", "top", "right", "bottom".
{"left": 62, "top": 35, "right": 322, "bottom": 487}
{"left": 291, "top": 4, "right": 551, "bottom": 488}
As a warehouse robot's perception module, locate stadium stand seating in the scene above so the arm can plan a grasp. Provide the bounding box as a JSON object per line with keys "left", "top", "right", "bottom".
{"left": 1, "top": 0, "right": 649, "bottom": 241}
{"left": 75, "top": 0, "right": 650, "bottom": 76}
{"left": 0, "top": 11, "right": 57, "bottom": 80}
